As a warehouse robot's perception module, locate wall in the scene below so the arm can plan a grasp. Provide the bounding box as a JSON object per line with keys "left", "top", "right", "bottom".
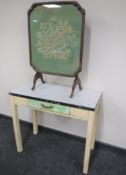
{"left": 0, "top": 0, "right": 126, "bottom": 149}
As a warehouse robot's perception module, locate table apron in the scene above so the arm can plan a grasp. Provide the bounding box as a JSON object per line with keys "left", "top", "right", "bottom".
{"left": 12, "top": 96, "right": 89, "bottom": 121}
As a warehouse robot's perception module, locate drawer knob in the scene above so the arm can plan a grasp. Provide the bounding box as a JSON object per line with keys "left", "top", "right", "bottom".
{"left": 41, "top": 104, "right": 53, "bottom": 109}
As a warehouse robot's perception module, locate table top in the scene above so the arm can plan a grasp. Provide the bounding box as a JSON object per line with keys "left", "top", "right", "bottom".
{"left": 9, "top": 82, "right": 102, "bottom": 111}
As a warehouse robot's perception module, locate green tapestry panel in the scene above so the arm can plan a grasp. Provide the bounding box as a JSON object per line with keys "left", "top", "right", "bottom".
{"left": 30, "top": 4, "right": 82, "bottom": 76}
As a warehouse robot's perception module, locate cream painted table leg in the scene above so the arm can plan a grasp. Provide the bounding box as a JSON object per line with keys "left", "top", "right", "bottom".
{"left": 83, "top": 111, "right": 95, "bottom": 174}
{"left": 91, "top": 111, "right": 98, "bottom": 150}
{"left": 32, "top": 109, "right": 38, "bottom": 135}
{"left": 10, "top": 96, "right": 23, "bottom": 152}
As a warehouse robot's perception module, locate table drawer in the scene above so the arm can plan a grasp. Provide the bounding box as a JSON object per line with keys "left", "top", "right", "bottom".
{"left": 27, "top": 99, "right": 69, "bottom": 115}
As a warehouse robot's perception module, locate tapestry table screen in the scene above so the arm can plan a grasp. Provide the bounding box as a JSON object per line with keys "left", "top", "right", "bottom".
{"left": 28, "top": 2, "right": 85, "bottom": 76}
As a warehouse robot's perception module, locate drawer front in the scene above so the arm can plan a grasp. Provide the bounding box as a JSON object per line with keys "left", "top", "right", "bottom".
{"left": 27, "top": 99, "right": 69, "bottom": 115}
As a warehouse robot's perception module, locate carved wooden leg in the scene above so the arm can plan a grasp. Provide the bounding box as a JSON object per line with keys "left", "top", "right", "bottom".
{"left": 70, "top": 75, "right": 82, "bottom": 98}
{"left": 32, "top": 72, "right": 45, "bottom": 90}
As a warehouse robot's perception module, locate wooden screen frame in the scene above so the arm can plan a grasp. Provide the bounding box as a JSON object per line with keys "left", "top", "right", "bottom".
{"left": 27, "top": 1, "right": 85, "bottom": 97}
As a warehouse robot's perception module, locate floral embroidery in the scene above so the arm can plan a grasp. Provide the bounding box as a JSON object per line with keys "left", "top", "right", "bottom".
{"left": 35, "top": 16, "right": 76, "bottom": 60}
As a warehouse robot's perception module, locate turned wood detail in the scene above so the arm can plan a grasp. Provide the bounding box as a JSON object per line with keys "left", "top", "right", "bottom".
{"left": 32, "top": 73, "right": 82, "bottom": 98}
{"left": 70, "top": 75, "right": 82, "bottom": 98}
{"left": 31, "top": 72, "right": 45, "bottom": 90}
